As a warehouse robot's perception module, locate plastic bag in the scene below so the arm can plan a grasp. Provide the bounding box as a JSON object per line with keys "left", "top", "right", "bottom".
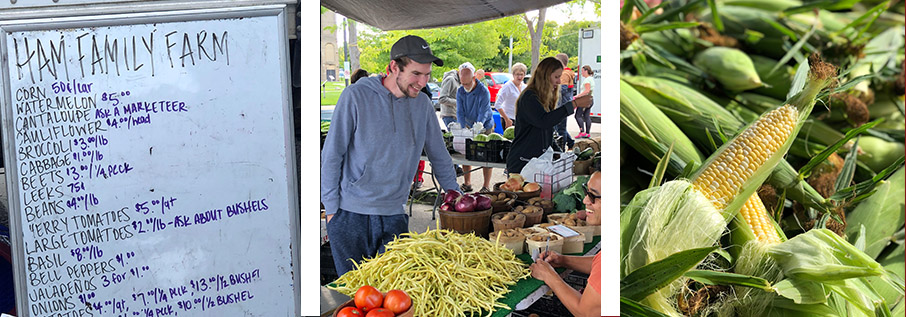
{"left": 520, "top": 147, "right": 556, "bottom": 182}
{"left": 472, "top": 122, "right": 484, "bottom": 135}
{"left": 448, "top": 122, "right": 461, "bottom": 131}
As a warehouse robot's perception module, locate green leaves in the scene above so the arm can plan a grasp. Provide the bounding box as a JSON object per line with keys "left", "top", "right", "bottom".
{"left": 620, "top": 297, "right": 669, "bottom": 317}
{"left": 621, "top": 246, "right": 718, "bottom": 300}
{"left": 684, "top": 270, "right": 772, "bottom": 291}
{"left": 798, "top": 119, "right": 881, "bottom": 179}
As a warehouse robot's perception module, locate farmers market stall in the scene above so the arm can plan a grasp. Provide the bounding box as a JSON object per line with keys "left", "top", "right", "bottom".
{"left": 411, "top": 153, "right": 506, "bottom": 219}
{"left": 320, "top": 234, "right": 601, "bottom": 317}
{"left": 320, "top": 170, "right": 598, "bottom": 316}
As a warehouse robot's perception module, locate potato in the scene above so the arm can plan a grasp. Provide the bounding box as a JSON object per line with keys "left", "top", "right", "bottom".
{"left": 564, "top": 219, "right": 577, "bottom": 226}
{"left": 515, "top": 206, "right": 524, "bottom": 212}
{"left": 498, "top": 193, "right": 506, "bottom": 200}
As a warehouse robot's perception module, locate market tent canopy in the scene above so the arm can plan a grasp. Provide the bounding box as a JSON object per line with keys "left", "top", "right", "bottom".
{"left": 321, "top": 0, "right": 569, "bottom": 30}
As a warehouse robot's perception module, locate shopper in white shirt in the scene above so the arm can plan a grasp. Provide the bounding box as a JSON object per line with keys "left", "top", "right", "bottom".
{"left": 495, "top": 63, "right": 527, "bottom": 129}
{"left": 574, "top": 65, "right": 595, "bottom": 138}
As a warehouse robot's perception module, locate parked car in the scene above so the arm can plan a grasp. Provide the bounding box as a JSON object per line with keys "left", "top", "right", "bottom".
{"left": 427, "top": 82, "right": 441, "bottom": 110}
{"left": 480, "top": 72, "right": 513, "bottom": 105}
{"left": 523, "top": 74, "right": 531, "bottom": 84}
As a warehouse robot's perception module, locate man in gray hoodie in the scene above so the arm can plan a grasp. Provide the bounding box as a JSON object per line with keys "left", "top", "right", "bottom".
{"left": 321, "top": 35, "right": 460, "bottom": 276}
{"left": 438, "top": 68, "right": 461, "bottom": 128}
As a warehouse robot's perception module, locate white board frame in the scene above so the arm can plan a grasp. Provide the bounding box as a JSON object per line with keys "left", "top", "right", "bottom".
{"left": 0, "top": 5, "right": 301, "bottom": 316}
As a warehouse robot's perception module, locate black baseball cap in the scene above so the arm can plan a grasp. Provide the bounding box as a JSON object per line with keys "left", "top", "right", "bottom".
{"left": 390, "top": 35, "right": 444, "bottom": 66}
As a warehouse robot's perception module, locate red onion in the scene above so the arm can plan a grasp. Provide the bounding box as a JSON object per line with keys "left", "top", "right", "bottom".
{"left": 440, "top": 203, "right": 455, "bottom": 212}
{"left": 455, "top": 195, "right": 476, "bottom": 212}
{"left": 475, "top": 195, "right": 492, "bottom": 211}
{"left": 444, "top": 190, "right": 461, "bottom": 204}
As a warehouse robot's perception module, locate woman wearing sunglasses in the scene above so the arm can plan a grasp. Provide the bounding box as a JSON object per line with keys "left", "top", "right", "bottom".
{"left": 529, "top": 171, "right": 601, "bottom": 316}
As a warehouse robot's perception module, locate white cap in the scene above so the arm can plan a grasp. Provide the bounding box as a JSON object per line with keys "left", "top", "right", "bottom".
{"left": 458, "top": 62, "right": 475, "bottom": 73}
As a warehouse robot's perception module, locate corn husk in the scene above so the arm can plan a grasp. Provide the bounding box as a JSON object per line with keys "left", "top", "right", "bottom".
{"left": 856, "top": 136, "right": 905, "bottom": 172}
{"left": 694, "top": 47, "right": 764, "bottom": 91}
{"left": 844, "top": 167, "right": 905, "bottom": 259}
{"left": 769, "top": 229, "right": 886, "bottom": 281}
{"left": 620, "top": 79, "right": 705, "bottom": 166}
{"left": 622, "top": 180, "right": 727, "bottom": 315}
{"left": 750, "top": 55, "right": 796, "bottom": 100}
{"left": 719, "top": 0, "right": 802, "bottom": 11}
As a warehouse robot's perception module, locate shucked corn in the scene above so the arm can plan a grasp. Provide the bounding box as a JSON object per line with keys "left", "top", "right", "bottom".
{"left": 693, "top": 105, "right": 798, "bottom": 210}
{"left": 690, "top": 56, "right": 838, "bottom": 246}
{"left": 692, "top": 105, "right": 798, "bottom": 244}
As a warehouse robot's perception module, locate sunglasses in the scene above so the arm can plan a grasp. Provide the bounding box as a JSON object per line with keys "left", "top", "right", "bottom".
{"left": 583, "top": 183, "right": 600, "bottom": 202}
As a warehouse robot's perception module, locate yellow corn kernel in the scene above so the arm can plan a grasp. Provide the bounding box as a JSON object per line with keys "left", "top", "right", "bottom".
{"left": 692, "top": 104, "right": 797, "bottom": 245}
{"left": 693, "top": 104, "right": 799, "bottom": 210}
{"left": 739, "top": 194, "right": 781, "bottom": 244}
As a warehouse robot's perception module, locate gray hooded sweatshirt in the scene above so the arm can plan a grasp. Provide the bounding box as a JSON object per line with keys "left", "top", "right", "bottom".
{"left": 438, "top": 69, "right": 460, "bottom": 117}
{"left": 320, "top": 76, "right": 460, "bottom": 216}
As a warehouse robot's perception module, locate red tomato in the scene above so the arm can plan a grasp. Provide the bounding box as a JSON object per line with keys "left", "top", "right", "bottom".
{"left": 337, "top": 306, "right": 363, "bottom": 317}
{"left": 354, "top": 285, "right": 384, "bottom": 311}
{"left": 382, "top": 289, "right": 412, "bottom": 314}
{"left": 364, "top": 308, "right": 394, "bottom": 317}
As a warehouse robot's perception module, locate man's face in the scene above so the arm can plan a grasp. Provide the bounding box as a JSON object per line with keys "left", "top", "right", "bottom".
{"left": 583, "top": 173, "right": 601, "bottom": 226}
{"left": 459, "top": 68, "right": 474, "bottom": 87}
{"left": 394, "top": 60, "right": 432, "bottom": 98}
{"left": 513, "top": 71, "right": 526, "bottom": 84}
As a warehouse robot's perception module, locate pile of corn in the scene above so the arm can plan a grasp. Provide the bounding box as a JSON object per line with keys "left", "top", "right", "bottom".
{"left": 620, "top": 0, "right": 905, "bottom": 315}
{"left": 328, "top": 228, "right": 530, "bottom": 316}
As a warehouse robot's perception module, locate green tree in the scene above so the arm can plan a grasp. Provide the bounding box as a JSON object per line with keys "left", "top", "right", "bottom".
{"left": 546, "top": 20, "right": 600, "bottom": 63}
{"left": 357, "top": 22, "right": 501, "bottom": 80}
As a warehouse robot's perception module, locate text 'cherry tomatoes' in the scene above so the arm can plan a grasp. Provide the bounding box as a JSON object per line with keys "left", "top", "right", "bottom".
{"left": 365, "top": 308, "right": 395, "bottom": 317}
{"left": 336, "top": 306, "right": 363, "bottom": 317}
{"left": 354, "top": 285, "right": 384, "bottom": 312}
{"left": 383, "top": 289, "right": 412, "bottom": 314}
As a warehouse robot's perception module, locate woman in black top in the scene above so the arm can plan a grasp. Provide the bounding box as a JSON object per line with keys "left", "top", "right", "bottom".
{"left": 506, "top": 57, "right": 593, "bottom": 174}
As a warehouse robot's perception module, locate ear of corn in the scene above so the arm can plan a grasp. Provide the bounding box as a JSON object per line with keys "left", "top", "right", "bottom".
{"left": 620, "top": 79, "right": 705, "bottom": 166}
{"left": 623, "top": 75, "right": 744, "bottom": 142}
{"left": 621, "top": 180, "right": 727, "bottom": 315}
{"left": 691, "top": 58, "right": 837, "bottom": 244}
{"left": 856, "top": 136, "right": 906, "bottom": 172}
{"left": 624, "top": 76, "right": 830, "bottom": 212}
{"left": 639, "top": 28, "right": 696, "bottom": 57}
{"left": 694, "top": 47, "right": 764, "bottom": 91}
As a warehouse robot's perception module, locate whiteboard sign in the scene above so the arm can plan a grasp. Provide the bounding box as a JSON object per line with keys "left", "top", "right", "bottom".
{"left": 0, "top": 6, "right": 300, "bottom": 316}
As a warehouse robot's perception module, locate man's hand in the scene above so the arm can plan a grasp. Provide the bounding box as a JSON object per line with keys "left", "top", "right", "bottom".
{"left": 574, "top": 95, "right": 593, "bottom": 109}
{"left": 504, "top": 117, "right": 513, "bottom": 128}
{"left": 326, "top": 214, "right": 334, "bottom": 224}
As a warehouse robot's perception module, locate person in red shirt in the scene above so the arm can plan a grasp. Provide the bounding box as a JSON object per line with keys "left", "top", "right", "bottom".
{"left": 530, "top": 171, "right": 601, "bottom": 316}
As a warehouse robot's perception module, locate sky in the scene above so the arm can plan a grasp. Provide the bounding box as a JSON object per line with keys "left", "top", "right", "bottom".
{"left": 332, "top": 1, "right": 600, "bottom": 44}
